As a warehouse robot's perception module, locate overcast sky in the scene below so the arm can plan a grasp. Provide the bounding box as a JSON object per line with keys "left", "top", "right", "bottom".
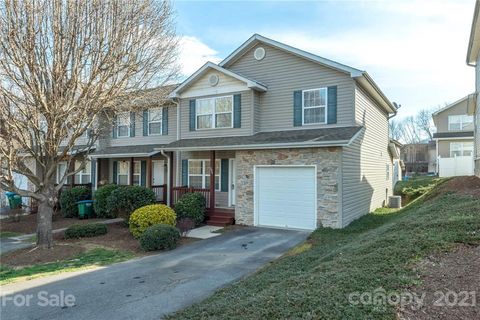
{"left": 174, "top": 0, "right": 475, "bottom": 119}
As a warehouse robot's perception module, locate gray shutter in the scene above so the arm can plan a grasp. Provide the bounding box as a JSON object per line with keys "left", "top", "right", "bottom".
{"left": 189, "top": 100, "right": 196, "bottom": 131}
{"left": 221, "top": 159, "right": 229, "bottom": 192}
{"left": 140, "top": 161, "right": 146, "bottom": 187}
{"left": 112, "top": 161, "right": 118, "bottom": 184}
{"left": 182, "top": 159, "right": 188, "bottom": 186}
{"left": 91, "top": 160, "right": 96, "bottom": 191}
{"left": 143, "top": 110, "right": 148, "bottom": 136}
{"left": 130, "top": 112, "right": 135, "bottom": 137}
{"left": 112, "top": 116, "right": 117, "bottom": 138}
{"left": 233, "top": 94, "right": 241, "bottom": 128}
{"left": 162, "top": 107, "right": 168, "bottom": 135}
{"left": 293, "top": 90, "right": 302, "bottom": 127}
{"left": 327, "top": 86, "right": 337, "bottom": 124}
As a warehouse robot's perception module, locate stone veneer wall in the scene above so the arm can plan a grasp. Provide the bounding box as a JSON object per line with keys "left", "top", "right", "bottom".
{"left": 235, "top": 147, "right": 341, "bottom": 228}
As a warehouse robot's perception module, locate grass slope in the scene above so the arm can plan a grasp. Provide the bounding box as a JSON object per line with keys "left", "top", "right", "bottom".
{"left": 169, "top": 187, "right": 480, "bottom": 319}
{"left": 0, "top": 248, "right": 134, "bottom": 284}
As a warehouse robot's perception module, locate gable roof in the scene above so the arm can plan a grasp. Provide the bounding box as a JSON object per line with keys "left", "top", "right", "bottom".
{"left": 432, "top": 94, "right": 475, "bottom": 116}
{"left": 467, "top": 0, "right": 480, "bottom": 65}
{"left": 169, "top": 62, "right": 267, "bottom": 98}
{"left": 219, "top": 34, "right": 397, "bottom": 114}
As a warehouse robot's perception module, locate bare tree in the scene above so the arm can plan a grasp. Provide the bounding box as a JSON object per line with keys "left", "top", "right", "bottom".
{"left": 0, "top": 0, "right": 178, "bottom": 248}
{"left": 402, "top": 116, "right": 422, "bottom": 144}
{"left": 415, "top": 109, "right": 434, "bottom": 141}
{"left": 389, "top": 119, "right": 404, "bottom": 141}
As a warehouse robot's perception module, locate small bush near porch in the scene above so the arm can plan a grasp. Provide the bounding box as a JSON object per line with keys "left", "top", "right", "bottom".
{"left": 174, "top": 192, "right": 206, "bottom": 226}
{"left": 107, "top": 185, "right": 156, "bottom": 220}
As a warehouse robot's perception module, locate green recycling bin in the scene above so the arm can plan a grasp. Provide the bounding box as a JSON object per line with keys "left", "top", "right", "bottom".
{"left": 76, "top": 200, "right": 94, "bottom": 219}
{"left": 5, "top": 192, "right": 22, "bottom": 209}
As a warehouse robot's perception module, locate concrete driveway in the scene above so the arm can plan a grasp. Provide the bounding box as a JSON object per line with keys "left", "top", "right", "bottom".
{"left": 0, "top": 227, "right": 309, "bottom": 320}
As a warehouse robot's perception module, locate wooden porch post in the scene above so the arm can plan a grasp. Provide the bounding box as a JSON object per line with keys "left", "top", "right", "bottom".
{"left": 129, "top": 157, "right": 134, "bottom": 186}
{"left": 147, "top": 156, "right": 153, "bottom": 188}
{"left": 209, "top": 150, "right": 215, "bottom": 210}
{"left": 97, "top": 158, "right": 102, "bottom": 186}
{"left": 169, "top": 152, "right": 174, "bottom": 206}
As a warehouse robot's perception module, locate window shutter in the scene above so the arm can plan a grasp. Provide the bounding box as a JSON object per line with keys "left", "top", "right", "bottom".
{"left": 130, "top": 112, "right": 136, "bottom": 137}
{"left": 221, "top": 159, "right": 229, "bottom": 192}
{"left": 162, "top": 107, "right": 168, "bottom": 135}
{"left": 189, "top": 100, "right": 196, "bottom": 131}
{"left": 141, "top": 160, "right": 147, "bottom": 187}
{"left": 327, "top": 86, "right": 337, "bottom": 124}
{"left": 91, "top": 160, "right": 96, "bottom": 190}
{"left": 112, "top": 161, "right": 118, "bottom": 184}
{"left": 143, "top": 110, "right": 148, "bottom": 136}
{"left": 182, "top": 159, "right": 188, "bottom": 186}
{"left": 233, "top": 94, "right": 241, "bottom": 128}
{"left": 293, "top": 90, "right": 302, "bottom": 127}
{"left": 112, "top": 116, "right": 118, "bottom": 139}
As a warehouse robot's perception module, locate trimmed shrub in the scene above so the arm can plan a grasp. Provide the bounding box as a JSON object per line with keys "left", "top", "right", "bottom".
{"left": 64, "top": 223, "right": 107, "bottom": 239}
{"left": 129, "top": 204, "right": 176, "bottom": 238}
{"left": 107, "top": 185, "right": 156, "bottom": 221}
{"left": 174, "top": 193, "right": 206, "bottom": 226}
{"left": 139, "top": 224, "right": 180, "bottom": 251}
{"left": 94, "top": 184, "right": 118, "bottom": 218}
{"left": 60, "top": 186, "right": 91, "bottom": 218}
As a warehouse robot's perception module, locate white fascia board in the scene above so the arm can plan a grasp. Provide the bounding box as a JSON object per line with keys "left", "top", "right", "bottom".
{"left": 354, "top": 73, "right": 396, "bottom": 114}
{"left": 89, "top": 151, "right": 159, "bottom": 159}
{"left": 432, "top": 95, "right": 473, "bottom": 116}
{"left": 169, "top": 62, "right": 267, "bottom": 98}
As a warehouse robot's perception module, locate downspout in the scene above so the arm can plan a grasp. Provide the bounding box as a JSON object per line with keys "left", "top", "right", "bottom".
{"left": 160, "top": 149, "right": 171, "bottom": 206}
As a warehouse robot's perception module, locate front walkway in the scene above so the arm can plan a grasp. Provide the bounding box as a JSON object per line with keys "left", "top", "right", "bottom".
{"left": 1, "top": 227, "right": 309, "bottom": 320}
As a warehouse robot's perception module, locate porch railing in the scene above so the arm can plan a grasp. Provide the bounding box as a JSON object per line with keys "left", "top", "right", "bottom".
{"left": 172, "top": 186, "right": 211, "bottom": 209}
{"left": 151, "top": 184, "right": 167, "bottom": 204}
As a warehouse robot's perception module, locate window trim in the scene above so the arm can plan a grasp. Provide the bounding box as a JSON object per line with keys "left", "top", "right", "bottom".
{"left": 74, "top": 160, "right": 92, "bottom": 184}
{"left": 116, "top": 161, "right": 130, "bottom": 185}
{"left": 117, "top": 112, "right": 131, "bottom": 138}
{"left": 302, "top": 88, "right": 328, "bottom": 125}
{"left": 187, "top": 159, "right": 221, "bottom": 191}
{"left": 449, "top": 141, "right": 474, "bottom": 157}
{"left": 56, "top": 161, "right": 68, "bottom": 184}
{"left": 133, "top": 161, "right": 142, "bottom": 186}
{"left": 195, "top": 95, "right": 234, "bottom": 130}
{"left": 448, "top": 115, "right": 473, "bottom": 131}
{"left": 148, "top": 108, "right": 163, "bottom": 136}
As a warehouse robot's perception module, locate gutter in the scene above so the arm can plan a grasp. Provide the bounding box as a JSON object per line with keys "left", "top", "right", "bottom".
{"left": 89, "top": 151, "right": 159, "bottom": 159}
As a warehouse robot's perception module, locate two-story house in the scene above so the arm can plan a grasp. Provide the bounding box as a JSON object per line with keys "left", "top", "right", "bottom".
{"left": 152, "top": 34, "right": 397, "bottom": 230}
{"left": 432, "top": 95, "right": 476, "bottom": 176}
{"left": 467, "top": 0, "right": 480, "bottom": 177}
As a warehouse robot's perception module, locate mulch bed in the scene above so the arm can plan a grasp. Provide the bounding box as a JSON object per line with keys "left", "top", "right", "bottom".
{"left": 435, "top": 176, "right": 480, "bottom": 198}
{"left": 399, "top": 245, "right": 480, "bottom": 320}
{"left": 0, "top": 213, "right": 111, "bottom": 234}
{"left": 1, "top": 244, "right": 86, "bottom": 267}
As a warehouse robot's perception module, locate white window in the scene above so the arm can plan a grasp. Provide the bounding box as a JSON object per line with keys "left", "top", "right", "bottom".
{"left": 74, "top": 160, "right": 91, "bottom": 184}
{"left": 133, "top": 161, "right": 141, "bottom": 186}
{"left": 188, "top": 159, "right": 220, "bottom": 191}
{"left": 448, "top": 115, "right": 473, "bottom": 131}
{"left": 196, "top": 96, "right": 233, "bottom": 130}
{"left": 117, "top": 161, "right": 129, "bottom": 185}
{"left": 117, "top": 112, "right": 130, "bottom": 137}
{"left": 148, "top": 108, "right": 163, "bottom": 135}
{"left": 57, "top": 162, "right": 68, "bottom": 184}
{"left": 450, "top": 142, "right": 474, "bottom": 157}
{"left": 303, "top": 88, "right": 327, "bottom": 125}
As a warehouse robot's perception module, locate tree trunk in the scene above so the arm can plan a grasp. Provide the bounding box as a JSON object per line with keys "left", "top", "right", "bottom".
{"left": 36, "top": 187, "right": 57, "bottom": 249}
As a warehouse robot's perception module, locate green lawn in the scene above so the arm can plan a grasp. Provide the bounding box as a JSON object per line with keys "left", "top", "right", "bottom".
{"left": 0, "top": 248, "right": 134, "bottom": 284}
{"left": 168, "top": 183, "right": 480, "bottom": 319}
{"left": 394, "top": 176, "right": 444, "bottom": 204}
{"left": 0, "top": 231, "right": 23, "bottom": 238}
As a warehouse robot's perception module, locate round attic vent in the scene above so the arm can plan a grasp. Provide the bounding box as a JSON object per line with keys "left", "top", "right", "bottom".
{"left": 209, "top": 74, "right": 219, "bottom": 86}
{"left": 254, "top": 47, "right": 266, "bottom": 61}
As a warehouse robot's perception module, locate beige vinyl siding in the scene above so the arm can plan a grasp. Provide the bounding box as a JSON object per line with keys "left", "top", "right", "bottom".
{"left": 179, "top": 91, "right": 252, "bottom": 139}
{"left": 179, "top": 69, "right": 249, "bottom": 98}
{"left": 180, "top": 150, "right": 235, "bottom": 208}
{"left": 108, "top": 106, "right": 177, "bottom": 147}
{"left": 433, "top": 98, "right": 473, "bottom": 132}
{"left": 437, "top": 139, "right": 475, "bottom": 158}
{"left": 253, "top": 91, "right": 261, "bottom": 133}
{"left": 341, "top": 85, "right": 391, "bottom": 226}
{"left": 227, "top": 43, "right": 355, "bottom": 132}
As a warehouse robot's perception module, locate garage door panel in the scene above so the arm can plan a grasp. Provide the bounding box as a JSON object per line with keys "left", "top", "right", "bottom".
{"left": 256, "top": 166, "right": 316, "bottom": 230}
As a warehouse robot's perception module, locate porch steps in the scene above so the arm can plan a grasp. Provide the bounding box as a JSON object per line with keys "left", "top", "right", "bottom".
{"left": 206, "top": 208, "right": 235, "bottom": 227}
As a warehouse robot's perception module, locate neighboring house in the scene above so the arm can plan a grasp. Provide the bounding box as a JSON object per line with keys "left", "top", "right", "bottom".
{"left": 401, "top": 143, "right": 430, "bottom": 175}
{"left": 388, "top": 139, "right": 404, "bottom": 189}
{"left": 21, "top": 34, "right": 398, "bottom": 230}
{"left": 432, "top": 95, "right": 475, "bottom": 177}
{"left": 467, "top": 0, "right": 480, "bottom": 177}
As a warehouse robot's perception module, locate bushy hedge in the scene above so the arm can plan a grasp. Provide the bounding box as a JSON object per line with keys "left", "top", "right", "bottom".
{"left": 93, "top": 184, "right": 118, "bottom": 218}
{"left": 65, "top": 223, "right": 107, "bottom": 239}
{"left": 139, "top": 224, "right": 180, "bottom": 251}
{"left": 107, "top": 185, "right": 156, "bottom": 220}
{"left": 60, "top": 186, "right": 91, "bottom": 218}
{"left": 174, "top": 193, "right": 206, "bottom": 226}
{"left": 129, "top": 204, "right": 176, "bottom": 238}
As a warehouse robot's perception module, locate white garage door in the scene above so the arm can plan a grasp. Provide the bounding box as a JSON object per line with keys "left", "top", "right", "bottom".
{"left": 255, "top": 166, "right": 316, "bottom": 230}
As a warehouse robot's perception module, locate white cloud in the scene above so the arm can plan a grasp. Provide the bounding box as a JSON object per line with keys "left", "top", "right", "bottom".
{"left": 178, "top": 36, "right": 222, "bottom": 77}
